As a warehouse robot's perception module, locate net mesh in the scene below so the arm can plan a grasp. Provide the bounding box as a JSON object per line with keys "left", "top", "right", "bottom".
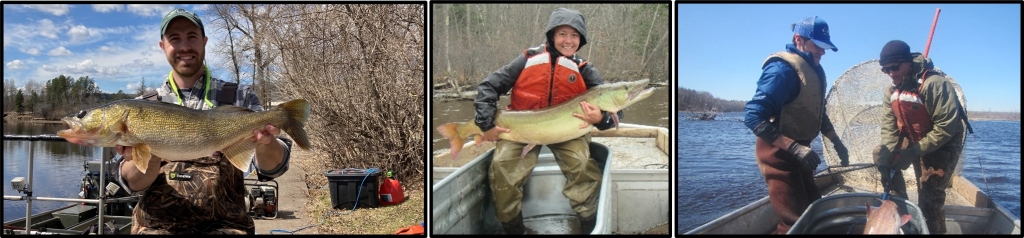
{"left": 821, "top": 59, "right": 969, "bottom": 190}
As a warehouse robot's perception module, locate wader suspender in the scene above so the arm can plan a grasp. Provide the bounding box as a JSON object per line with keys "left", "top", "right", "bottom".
{"left": 142, "top": 82, "right": 239, "bottom": 106}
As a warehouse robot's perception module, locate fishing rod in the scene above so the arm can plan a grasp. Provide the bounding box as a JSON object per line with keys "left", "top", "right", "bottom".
{"left": 886, "top": 8, "right": 941, "bottom": 201}
{"left": 3, "top": 134, "right": 67, "bottom": 142}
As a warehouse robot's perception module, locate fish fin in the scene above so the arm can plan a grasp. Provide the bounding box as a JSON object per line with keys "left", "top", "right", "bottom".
{"left": 521, "top": 143, "right": 537, "bottom": 158}
{"left": 222, "top": 139, "right": 257, "bottom": 172}
{"left": 437, "top": 123, "right": 464, "bottom": 160}
{"left": 612, "top": 112, "right": 620, "bottom": 130}
{"left": 474, "top": 134, "right": 484, "bottom": 147}
{"left": 133, "top": 144, "right": 153, "bottom": 174}
{"left": 276, "top": 99, "right": 312, "bottom": 150}
{"left": 900, "top": 214, "right": 912, "bottom": 225}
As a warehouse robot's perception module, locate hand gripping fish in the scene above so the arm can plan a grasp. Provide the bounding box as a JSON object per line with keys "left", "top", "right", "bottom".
{"left": 863, "top": 199, "right": 913, "bottom": 234}
{"left": 436, "top": 79, "right": 655, "bottom": 160}
{"left": 57, "top": 99, "right": 312, "bottom": 174}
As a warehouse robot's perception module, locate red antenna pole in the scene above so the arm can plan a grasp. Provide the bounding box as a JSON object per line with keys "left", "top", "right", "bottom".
{"left": 921, "top": 8, "right": 941, "bottom": 81}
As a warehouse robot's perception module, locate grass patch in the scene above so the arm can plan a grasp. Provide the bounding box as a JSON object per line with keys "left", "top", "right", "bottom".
{"left": 304, "top": 188, "right": 424, "bottom": 234}
{"left": 292, "top": 147, "right": 425, "bottom": 234}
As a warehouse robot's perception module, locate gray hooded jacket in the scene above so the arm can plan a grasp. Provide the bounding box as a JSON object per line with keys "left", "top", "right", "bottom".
{"left": 473, "top": 7, "right": 621, "bottom": 132}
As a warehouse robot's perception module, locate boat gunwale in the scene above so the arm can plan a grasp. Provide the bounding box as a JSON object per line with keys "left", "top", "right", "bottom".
{"left": 684, "top": 172, "right": 1020, "bottom": 235}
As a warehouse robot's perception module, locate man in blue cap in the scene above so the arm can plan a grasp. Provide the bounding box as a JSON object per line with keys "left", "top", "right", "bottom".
{"left": 744, "top": 16, "right": 851, "bottom": 234}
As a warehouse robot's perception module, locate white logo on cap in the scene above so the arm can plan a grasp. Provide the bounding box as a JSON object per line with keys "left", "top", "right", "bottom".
{"left": 822, "top": 26, "right": 829, "bottom": 37}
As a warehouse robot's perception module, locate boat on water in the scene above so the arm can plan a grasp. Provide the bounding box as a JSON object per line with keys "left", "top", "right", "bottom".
{"left": 687, "top": 58, "right": 1021, "bottom": 235}
{"left": 4, "top": 156, "right": 138, "bottom": 235}
{"left": 685, "top": 162, "right": 1021, "bottom": 235}
{"left": 431, "top": 123, "right": 671, "bottom": 235}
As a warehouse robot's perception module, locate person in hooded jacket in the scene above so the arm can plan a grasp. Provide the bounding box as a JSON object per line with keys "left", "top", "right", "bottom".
{"left": 473, "top": 7, "right": 620, "bottom": 235}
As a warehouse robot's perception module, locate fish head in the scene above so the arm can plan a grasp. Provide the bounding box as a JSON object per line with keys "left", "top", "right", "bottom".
{"left": 57, "top": 102, "right": 129, "bottom": 147}
{"left": 588, "top": 79, "right": 655, "bottom": 112}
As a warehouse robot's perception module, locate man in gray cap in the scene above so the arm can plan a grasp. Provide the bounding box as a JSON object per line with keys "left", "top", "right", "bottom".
{"left": 113, "top": 8, "right": 295, "bottom": 234}
{"left": 473, "top": 7, "right": 620, "bottom": 234}
{"left": 744, "top": 16, "right": 850, "bottom": 234}
{"left": 875, "top": 39, "right": 970, "bottom": 234}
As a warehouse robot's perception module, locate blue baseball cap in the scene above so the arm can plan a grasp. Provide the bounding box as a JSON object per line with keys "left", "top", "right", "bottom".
{"left": 793, "top": 16, "right": 837, "bottom": 52}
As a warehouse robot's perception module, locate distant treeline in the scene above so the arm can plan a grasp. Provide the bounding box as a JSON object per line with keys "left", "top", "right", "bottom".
{"left": 4, "top": 75, "right": 139, "bottom": 120}
{"left": 966, "top": 111, "right": 1020, "bottom": 121}
{"left": 677, "top": 87, "right": 746, "bottom": 112}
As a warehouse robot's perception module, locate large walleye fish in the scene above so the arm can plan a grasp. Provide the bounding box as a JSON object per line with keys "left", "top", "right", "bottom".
{"left": 863, "top": 199, "right": 912, "bottom": 234}
{"left": 436, "top": 79, "right": 655, "bottom": 159}
{"left": 57, "top": 99, "right": 312, "bottom": 174}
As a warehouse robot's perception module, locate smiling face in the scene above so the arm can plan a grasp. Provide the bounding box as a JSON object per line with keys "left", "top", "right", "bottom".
{"left": 882, "top": 61, "right": 911, "bottom": 86}
{"left": 551, "top": 25, "right": 580, "bottom": 57}
{"left": 159, "top": 17, "right": 207, "bottom": 78}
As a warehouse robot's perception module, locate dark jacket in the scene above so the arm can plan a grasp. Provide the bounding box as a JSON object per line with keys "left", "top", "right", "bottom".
{"left": 881, "top": 53, "right": 966, "bottom": 154}
{"left": 474, "top": 8, "right": 620, "bottom": 132}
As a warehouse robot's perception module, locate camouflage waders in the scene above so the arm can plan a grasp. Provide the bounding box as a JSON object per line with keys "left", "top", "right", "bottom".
{"left": 131, "top": 156, "right": 255, "bottom": 234}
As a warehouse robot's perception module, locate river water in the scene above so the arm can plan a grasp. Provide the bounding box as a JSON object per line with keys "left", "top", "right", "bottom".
{"left": 676, "top": 112, "right": 1021, "bottom": 233}
{"left": 429, "top": 86, "right": 671, "bottom": 152}
{"left": 3, "top": 122, "right": 109, "bottom": 223}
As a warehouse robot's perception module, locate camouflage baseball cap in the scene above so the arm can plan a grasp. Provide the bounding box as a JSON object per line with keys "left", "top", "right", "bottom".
{"left": 160, "top": 8, "right": 204, "bottom": 38}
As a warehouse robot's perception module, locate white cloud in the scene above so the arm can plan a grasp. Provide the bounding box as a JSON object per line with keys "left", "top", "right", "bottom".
{"left": 20, "top": 48, "right": 41, "bottom": 56}
{"left": 98, "top": 45, "right": 121, "bottom": 53}
{"left": 125, "top": 81, "right": 143, "bottom": 92}
{"left": 3, "top": 19, "right": 61, "bottom": 52}
{"left": 127, "top": 58, "right": 155, "bottom": 68}
{"left": 41, "top": 65, "right": 60, "bottom": 72}
{"left": 191, "top": 4, "right": 211, "bottom": 11}
{"left": 37, "top": 19, "right": 62, "bottom": 39}
{"left": 127, "top": 4, "right": 177, "bottom": 17}
{"left": 50, "top": 59, "right": 120, "bottom": 76}
{"left": 7, "top": 60, "right": 28, "bottom": 70}
{"left": 68, "top": 25, "right": 93, "bottom": 43}
{"left": 23, "top": 4, "right": 70, "bottom": 16}
{"left": 48, "top": 46, "right": 74, "bottom": 56}
{"left": 92, "top": 4, "right": 124, "bottom": 13}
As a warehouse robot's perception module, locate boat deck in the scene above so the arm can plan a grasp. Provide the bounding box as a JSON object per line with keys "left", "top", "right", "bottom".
{"left": 686, "top": 165, "right": 1021, "bottom": 235}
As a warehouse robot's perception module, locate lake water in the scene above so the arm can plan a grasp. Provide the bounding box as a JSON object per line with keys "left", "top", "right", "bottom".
{"left": 3, "top": 122, "right": 108, "bottom": 223}
{"left": 676, "top": 112, "right": 1021, "bottom": 233}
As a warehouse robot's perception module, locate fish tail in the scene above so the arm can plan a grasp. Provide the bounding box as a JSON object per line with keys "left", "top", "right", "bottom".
{"left": 437, "top": 123, "right": 465, "bottom": 159}
{"left": 277, "top": 99, "right": 312, "bottom": 150}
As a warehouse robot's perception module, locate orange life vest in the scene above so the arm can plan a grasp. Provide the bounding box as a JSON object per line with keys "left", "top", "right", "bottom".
{"left": 889, "top": 78, "right": 933, "bottom": 143}
{"left": 507, "top": 47, "right": 588, "bottom": 111}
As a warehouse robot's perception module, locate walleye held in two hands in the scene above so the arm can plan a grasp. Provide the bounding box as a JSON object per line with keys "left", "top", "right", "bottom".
{"left": 57, "top": 99, "right": 312, "bottom": 174}
{"left": 437, "top": 79, "right": 655, "bottom": 159}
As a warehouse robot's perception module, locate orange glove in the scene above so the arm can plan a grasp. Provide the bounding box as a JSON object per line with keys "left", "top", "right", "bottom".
{"left": 396, "top": 223, "right": 424, "bottom": 235}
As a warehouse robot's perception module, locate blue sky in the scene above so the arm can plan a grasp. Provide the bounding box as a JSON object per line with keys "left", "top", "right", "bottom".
{"left": 3, "top": 4, "right": 229, "bottom": 94}
{"left": 677, "top": 3, "right": 1021, "bottom": 112}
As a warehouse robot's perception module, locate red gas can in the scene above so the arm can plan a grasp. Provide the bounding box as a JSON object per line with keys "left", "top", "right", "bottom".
{"left": 379, "top": 171, "right": 405, "bottom": 206}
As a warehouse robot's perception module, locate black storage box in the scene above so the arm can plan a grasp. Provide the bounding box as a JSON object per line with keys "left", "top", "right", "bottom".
{"left": 323, "top": 168, "right": 380, "bottom": 210}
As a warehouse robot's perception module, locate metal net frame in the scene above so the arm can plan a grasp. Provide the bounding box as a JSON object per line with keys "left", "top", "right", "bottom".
{"left": 821, "top": 59, "right": 969, "bottom": 193}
